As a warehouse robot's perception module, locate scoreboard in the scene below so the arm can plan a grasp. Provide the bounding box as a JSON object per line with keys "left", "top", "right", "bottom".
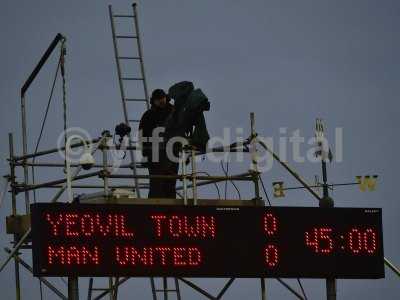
{"left": 31, "top": 203, "right": 385, "bottom": 278}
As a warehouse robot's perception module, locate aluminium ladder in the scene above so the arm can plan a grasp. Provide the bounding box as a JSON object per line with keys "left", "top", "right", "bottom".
{"left": 109, "top": 3, "right": 149, "bottom": 199}
{"left": 87, "top": 4, "right": 182, "bottom": 300}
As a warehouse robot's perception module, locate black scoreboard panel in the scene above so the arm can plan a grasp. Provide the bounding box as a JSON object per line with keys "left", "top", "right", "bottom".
{"left": 31, "top": 203, "right": 385, "bottom": 278}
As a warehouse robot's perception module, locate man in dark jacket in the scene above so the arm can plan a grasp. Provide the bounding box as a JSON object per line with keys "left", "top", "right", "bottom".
{"left": 139, "top": 89, "right": 179, "bottom": 198}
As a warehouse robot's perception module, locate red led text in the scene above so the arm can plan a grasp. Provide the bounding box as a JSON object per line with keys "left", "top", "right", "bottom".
{"left": 264, "top": 213, "right": 278, "bottom": 236}
{"left": 116, "top": 246, "right": 202, "bottom": 267}
{"left": 150, "top": 215, "right": 216, "bottom": 239}
{"left": 305, "top": 228, "right": 334, "bottom": 254}
{"left": 45, "top": 213, "right": 134, "bottom": 238}
{"left": 264, "top": 244, "right": 279, "bottom": 268}
{"left": 48, "top": 245, "right": 100, "bottom": 265}
{"left": 348, "top": 228, "right": 377, "bottom": 255}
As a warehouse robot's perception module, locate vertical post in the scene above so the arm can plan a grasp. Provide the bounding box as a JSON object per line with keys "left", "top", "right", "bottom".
{"left": 20, "top": 95, "right": 30, "bottom": 214}
{"left": 260, "top": 278, "right": 267, "bottom": 300}
{"left": 163, "top": 277, "right": 168, "bottom": 300}
{"left": 191, "top": 148, "right": 198, "bottom": 205}
{"left": 149, "top": 278, "right": 157, "bottom": 300}
{"left": 108, "top": 277, "right": 114, "bottom": 300}
{"left": 321, "top": 156, "right": 336, "bottom": 300}
{"left": 102, "top": 135, "right": 115, "bottom": 300}
{"left": 251, "top": 113, "right": 265, "bottom": 298}
{"left": 87, "top": 278, "right": 93, "bottom": 300}
{"left": 8, "top": 133, "right": 21, "bottom": 300}
{"left": 66, "top": 140, "right": 73, "bottom": 201}
{"left": 174, "top": 278, "right": 182, "bottom": 300}
{"left": 102, "top": 138, "right": 109, "bottom": 197}
{"left": 182, "top": 150, "right": 188, "bottom": 205}
{"left": 68, "top": 277, "right": 79, "bottom": 300}
{"left": 113, "top": 277, "right": 119, "bottom": 300}
{"left": 250, "top": 113, "right": 261, "bottom": 201}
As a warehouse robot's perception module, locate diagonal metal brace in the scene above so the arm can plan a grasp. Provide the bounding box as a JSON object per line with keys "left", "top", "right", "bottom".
{"left": 4, "top": 247, "right": 67, "bottom": 300}
{"left": 178, "top": 277, "right": 216, "bottom": 299}
{"left": 276, "top": 278, "right": 305, "bottom": 300}
{"left": 257, "top": 138, "right": 322, "bottom": 203}
{"left": 385, "top": 257, "right": 400, "bottom": 278}
{"left": 177, "top": 277, "right": 235, "bottom": 300}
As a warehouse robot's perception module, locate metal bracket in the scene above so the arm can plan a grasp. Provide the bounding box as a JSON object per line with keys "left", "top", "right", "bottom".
{"left": 6, "top": 214, "right": 30, "bottom": 235}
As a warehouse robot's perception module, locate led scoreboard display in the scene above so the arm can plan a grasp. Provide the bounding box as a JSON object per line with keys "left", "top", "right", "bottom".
{"left": 31, "top": 204, "right": 384, "bottom": 278}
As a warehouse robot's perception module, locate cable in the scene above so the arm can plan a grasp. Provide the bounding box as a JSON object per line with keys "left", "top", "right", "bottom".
{"left": 259, "top": 175, "right": 272, "bottom": 206}
{"left": 224, "top": 160, "right": 229, "bottom": 199}
{"left": 193, "top": 171, "right": 221, "bottom": 199}
{"left": 60, "top": 40, "right": 67, "bottom": 172}
{"left": 220, "top": 160, "right": 241, "bottom": 199}
{"left": 32, "top": 58, "right": 61, "bottom": 156}
{"left": 297, "top": 278, "right": 308, "bottom": 300}
{"left": 31, "top": 56, "right": 62, "bottom": 203}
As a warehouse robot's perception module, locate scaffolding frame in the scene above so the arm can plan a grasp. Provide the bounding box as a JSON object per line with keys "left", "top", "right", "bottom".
{"left": 3, "top": 103, "right": 325, "bottom": 300}
{"left": 4, "top": 108, "right": 400, "bottom": 300}
{"left": 1, "top": 4, "right": 399, "bottom": 300}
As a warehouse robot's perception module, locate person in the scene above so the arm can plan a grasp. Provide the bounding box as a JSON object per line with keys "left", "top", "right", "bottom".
{"left": 139, "top": 89, "right": 179, "bottom": 198}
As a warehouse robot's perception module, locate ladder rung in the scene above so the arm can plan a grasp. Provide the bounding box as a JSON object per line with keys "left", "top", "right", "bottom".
{"left": 92, "top": 288, "right": 110, "bottom": 291}
{"left": 116, "top": 35, "right": 138, "bottom": 39}
{"left": 113, "top": 14, "right": 135, "bottom": 18}
{"left": 128, "top": 119, "right": 140, "bottom": 123}
{"left": 118, "top": 56, "right": 140, "bottom": 60}
{"left": 125, "top": 98, "right": 147, "bottom": 102}
{"left": 122, "top": 77, "right": 144, "bottom": 81}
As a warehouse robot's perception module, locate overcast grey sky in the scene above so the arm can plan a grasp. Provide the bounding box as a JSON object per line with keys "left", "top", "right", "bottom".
{"left": 1, "top": 0, "right": 399, "bottom": 299}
